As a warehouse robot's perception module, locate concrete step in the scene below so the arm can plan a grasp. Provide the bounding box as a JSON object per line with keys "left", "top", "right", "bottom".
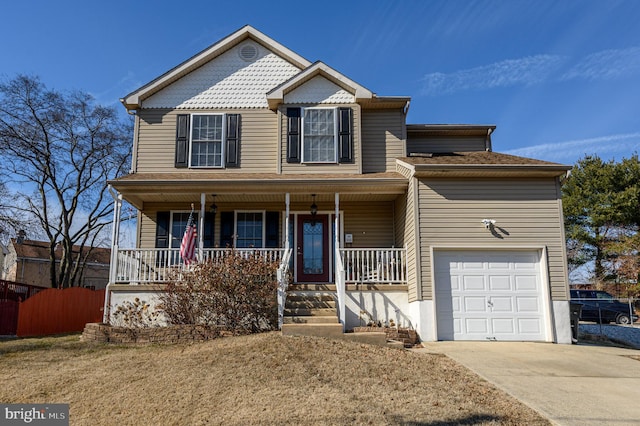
{"left": 285, "top": 300, "right": 336, "bottom": 309}
{"left": 282, "top": 323, "right": 344, "bottom": 338}
{"left": 283, "top": 316, "right": 340, "bottom": 324}
{"left": 287, "top": 294, "right": 335, "bottom": 302}
{"left": 289, "top": 284, "right": 337, "bottom": 291}
{"left": 283, "top": 307, "right": 336, "bottom": 317}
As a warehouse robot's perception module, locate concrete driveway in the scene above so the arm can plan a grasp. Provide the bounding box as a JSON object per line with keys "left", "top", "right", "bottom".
{"left": 417, "top": 341, "right": 640, "bottom": 426}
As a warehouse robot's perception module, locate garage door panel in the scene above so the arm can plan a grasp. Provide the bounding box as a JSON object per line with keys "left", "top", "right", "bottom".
{"left": 464, "top": 296, "right": 488, "bottom": 312}
{"left": 435, "top": 250, "right": 547, "bottom": 342}
{"left": 491, "top": 297, "right": 514, "bottom": 312}
{"left": 516, "top": 297, "right": 540, "bottom": 312}
{"left": 489, "top": 275, "right": 512, "bottom": 291}
{"left": 515, "top": 275, "right": 538, "bottom": 291}
{"left": 517, "top": 318, "right": 543, "bottom": 334}
{"left": 491, "top": 318, "right": 515, "bottom": 334}
{"left": 462, "top": 275, "right": 486, "bottom": 291}
{"left": 465, "top": 318, "right": 490, "bottom": 334}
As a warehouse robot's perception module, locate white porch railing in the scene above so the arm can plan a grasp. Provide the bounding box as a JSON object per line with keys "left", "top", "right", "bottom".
{"left": 277, "top": 248, "right": 293, "bottom": 329}
{"left": 114, "top": 248, "right": 285, "bottom": 284}
{"left": 340, "top": 248, "right": 407, "bottom": 284}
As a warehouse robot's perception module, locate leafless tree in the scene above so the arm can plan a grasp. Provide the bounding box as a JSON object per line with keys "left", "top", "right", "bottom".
{"left": 0, "top": 75, "right": 131, "bottom": 288}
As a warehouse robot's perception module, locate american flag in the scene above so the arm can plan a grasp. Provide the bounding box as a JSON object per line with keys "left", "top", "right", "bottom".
{"left": 179, "top": 212, "right": 197, "bottom": 265}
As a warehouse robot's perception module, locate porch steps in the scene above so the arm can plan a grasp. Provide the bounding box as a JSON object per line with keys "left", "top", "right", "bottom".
{"left": 281, "top": 290, "right": 342, "bottom": 338}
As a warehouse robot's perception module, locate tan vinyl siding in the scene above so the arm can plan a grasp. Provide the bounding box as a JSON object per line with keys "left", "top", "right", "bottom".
{"left": 280, "top": 104, "right": 361, "bottom": 174}
{"left": 139, "top": 210, "right": 157, "bottom": 249}
{"left": 394, "top": 195, "right": 406, "bottom": 248}
{"left": 417, "top": 178, "right": 567, "bottom": 302}
{"left": 404, "top": 178, "right": 419, "bottom": 302}
{"left": 361, "top": 110, "right": 405, "bottom": 173}
{"left": 135, "top": 109, "right": 278, "bottom": 173}
{"left": 407, "top": 136, "right": 486, "bottom": 154}
{"left": 341, "top": 201, "right": 394, "bottom": 247}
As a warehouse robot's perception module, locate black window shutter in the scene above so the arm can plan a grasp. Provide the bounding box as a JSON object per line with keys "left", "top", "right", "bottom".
{"left": 220, "top": 211, "right": 235, "bottom": 248}
{"left": 226, "top": 114, "right": 240, "bottom": 167}
{"left": 265, "top": 211, "right": 280, "bottom": 248}
{"left": 155, "top": 211, "right": 170, "bottom": 248}
{"left": 338, "top": 107, "right": 353, "bottom": 163}
{"left": 175, "top": 114, "right": 190, "bottom": 168}
{"left": 286, "top": 108, "right": 301, "bottom": 163}
{"left": 203, "top": 212, "right": 215, "bottom": 248}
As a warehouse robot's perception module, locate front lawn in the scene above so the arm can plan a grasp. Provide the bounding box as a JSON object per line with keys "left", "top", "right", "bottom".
{"left": 0, "top": 333, "right": 548, "bottom": 425}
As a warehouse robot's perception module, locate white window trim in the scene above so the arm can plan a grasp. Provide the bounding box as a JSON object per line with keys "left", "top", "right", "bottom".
{"left": 234, "top": 210, "right": 266, "bottom": 248}
{"left": 169, "top": 210, "right": 198, "bottom": 248}
{"left": 188, "top": 113, "right": 226, "bottom": 169}
{"left": 301, "top": 107, "right": 338, "bottom": 164}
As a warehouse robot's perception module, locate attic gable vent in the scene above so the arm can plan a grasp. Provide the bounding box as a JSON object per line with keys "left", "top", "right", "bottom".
{"left": 238, "top": 42, "right": 258, "bottom": 62}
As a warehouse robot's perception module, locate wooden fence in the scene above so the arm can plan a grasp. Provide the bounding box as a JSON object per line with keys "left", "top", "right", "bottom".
{"left": 1, "top": 282, "right": 104, "bottom": 337}
{"left": 0, "top": 280, "right": 46, "bottom": 336}
{"left": 12, "top": 287, "right": 105, "bottom": 337}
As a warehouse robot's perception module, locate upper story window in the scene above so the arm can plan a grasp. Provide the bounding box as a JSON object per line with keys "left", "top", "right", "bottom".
{"left": 190, "top": 114, "right": 224, "bottom": 168}
{"left": 286, "top": 107, "right": 353, "bottom": 164}
{"left": 175, "top": 113, "right": 240, "bottom": 169}
{"left": 302, "top": 108, "right": 336, "bottom": 163}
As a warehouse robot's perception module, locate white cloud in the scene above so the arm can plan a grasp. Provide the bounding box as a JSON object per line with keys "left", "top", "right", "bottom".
{"left": 421, "top": 46, "right": 640, "bottom": 96}
{"left": 504, "top": 133, "right": 640, "bottom": 164}
{"left": 562, "top": 47, "right": 640, "bottom": 81}
{"left": 421, "top": 55, "right": 566, "bottom": 96}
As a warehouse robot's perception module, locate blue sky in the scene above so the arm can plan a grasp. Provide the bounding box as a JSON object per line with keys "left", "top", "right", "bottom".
{"left": 2, "top": 0, "right": 639, "bottom": 165}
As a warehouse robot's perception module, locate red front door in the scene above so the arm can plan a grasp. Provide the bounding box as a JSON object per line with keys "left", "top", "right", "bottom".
{"left": 296, "top": 215, "right": 329, "bottom": 282}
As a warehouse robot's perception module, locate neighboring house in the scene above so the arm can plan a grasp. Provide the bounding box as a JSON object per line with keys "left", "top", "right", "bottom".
{"left": 107, "top": 25, "right": 572, "bottom": 343}
{"left": 2, "top": 239, "right": 111, "bottom": 289}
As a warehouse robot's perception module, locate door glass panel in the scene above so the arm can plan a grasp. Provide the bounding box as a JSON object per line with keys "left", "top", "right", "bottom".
{"left": 303, "top": 220, "right": 323, "bottom": 274}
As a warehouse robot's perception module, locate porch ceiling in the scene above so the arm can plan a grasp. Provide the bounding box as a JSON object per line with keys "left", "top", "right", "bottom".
{"left": 109, "top": 172, "right": 408, "bottom": 209}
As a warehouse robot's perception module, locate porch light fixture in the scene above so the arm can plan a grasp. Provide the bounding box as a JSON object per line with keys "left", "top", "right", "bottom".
{"left": 210, "top": 194, "right": 217, "bottom": 215}
{"left": 310, "top": 194, "right": 318, "bottom": 218}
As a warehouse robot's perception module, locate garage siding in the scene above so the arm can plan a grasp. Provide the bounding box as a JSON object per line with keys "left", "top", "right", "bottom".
{"left": 418, "top": 178, "right": 568, "bottom": 301}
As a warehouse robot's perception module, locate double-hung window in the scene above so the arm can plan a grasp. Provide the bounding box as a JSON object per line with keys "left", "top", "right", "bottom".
{"left": 235, "top": 212, "right": 265, "bottom": 248}
{"left": 170, "top": 212, "right": 199, "bottom": 248}
{"left": 302, "top": 108, "right": 337, "bottom": 163}
{"left": 190, "top": 114, "right": 224, "bottom": 168}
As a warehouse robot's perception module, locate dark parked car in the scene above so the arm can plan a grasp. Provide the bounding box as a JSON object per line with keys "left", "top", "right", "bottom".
{"left": 570, "top": 289, "right": 638, "bottom": 325}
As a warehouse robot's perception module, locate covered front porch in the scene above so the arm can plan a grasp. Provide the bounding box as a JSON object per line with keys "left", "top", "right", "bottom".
{"left": 107, "top": 173, "right": 410, "bottom": 330}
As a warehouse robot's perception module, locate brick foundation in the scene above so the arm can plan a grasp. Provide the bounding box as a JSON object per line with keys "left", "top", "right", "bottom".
{"left": 81, "top": 323, "right": 229, "bottom": 344}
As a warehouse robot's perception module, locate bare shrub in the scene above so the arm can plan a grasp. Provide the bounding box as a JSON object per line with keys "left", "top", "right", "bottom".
{"left": 160, "top": 251, "right": 279, "bottom": 334}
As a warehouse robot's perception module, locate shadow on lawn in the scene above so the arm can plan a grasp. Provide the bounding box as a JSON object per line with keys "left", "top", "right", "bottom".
{"left": 393, "top": 414, "right": 504, "bottom": 425}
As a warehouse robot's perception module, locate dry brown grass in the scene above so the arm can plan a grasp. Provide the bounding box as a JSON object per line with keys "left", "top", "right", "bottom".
{"left": 0, "top": 333, "right": 549, "bottom": 425}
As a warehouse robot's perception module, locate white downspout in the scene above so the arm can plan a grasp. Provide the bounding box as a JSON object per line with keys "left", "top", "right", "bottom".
{"left": 103, "top": 185, "right": 122, "bottom": 324}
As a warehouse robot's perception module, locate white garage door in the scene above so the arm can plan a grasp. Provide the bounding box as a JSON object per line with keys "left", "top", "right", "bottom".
{"left": 435, "top": 250, "right": 547, "bottom": 341}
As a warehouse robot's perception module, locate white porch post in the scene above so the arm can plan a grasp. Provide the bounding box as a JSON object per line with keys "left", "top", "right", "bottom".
{"left": 199, "top": 193, "right": 205, "bottom": 260}
{"left": 284, "top": 193, "right": 290, "bottom": 249}
{"left": 108, "top": 186, "right": 122, "bottom": 284}
{"left": 335, "top": 192, "right": 345, "bottom": 327}
{"left": 104, "top": 185, "right": 122, "bottom": 323}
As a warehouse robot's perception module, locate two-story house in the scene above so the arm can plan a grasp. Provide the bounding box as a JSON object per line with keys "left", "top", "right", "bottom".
{"left": 106, "top": 26, "right": 572, "bottom": 343}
